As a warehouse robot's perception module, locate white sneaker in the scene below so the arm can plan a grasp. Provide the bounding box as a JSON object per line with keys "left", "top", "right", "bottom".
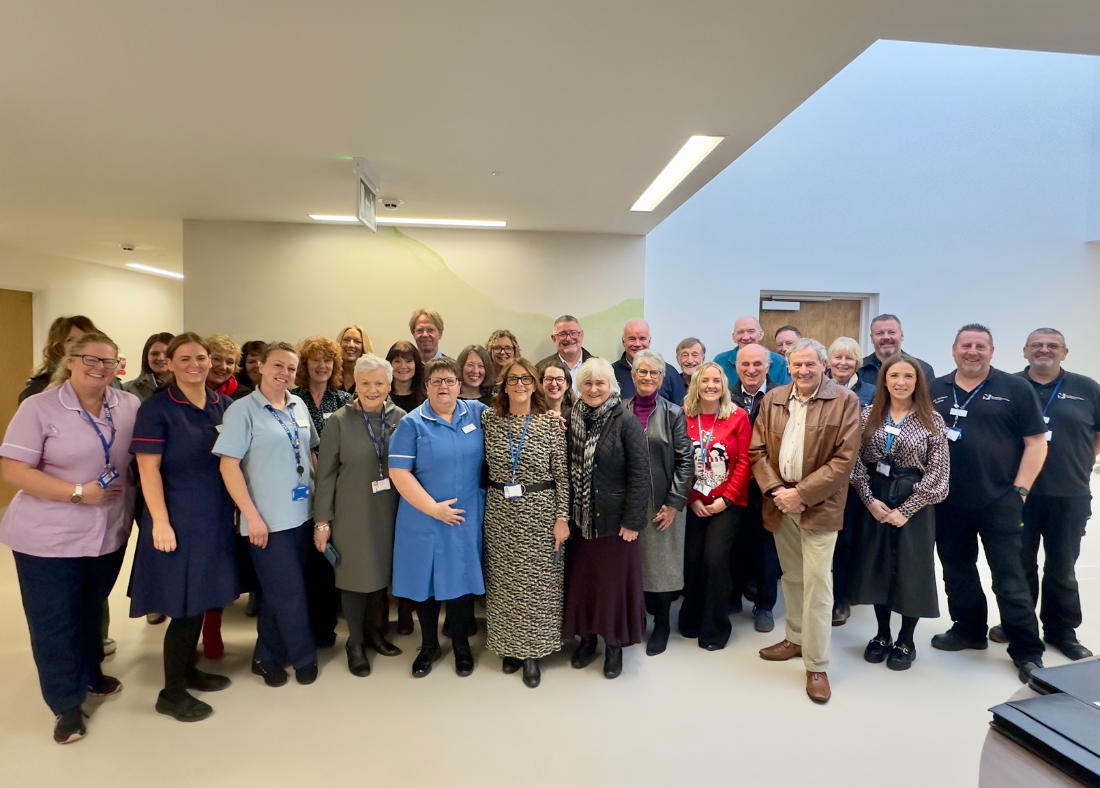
{"left": 102, "top": 638, "right": 116, "bottom": 656}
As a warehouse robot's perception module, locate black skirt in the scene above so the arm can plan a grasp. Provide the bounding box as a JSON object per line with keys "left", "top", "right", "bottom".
{"left": 848, "top": 465, "right": 939, "bottom": 619}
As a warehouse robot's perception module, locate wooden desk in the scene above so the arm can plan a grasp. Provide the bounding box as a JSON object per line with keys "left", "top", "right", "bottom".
{"left": 979, "top": 686, "right": 1087, "bottom": 787}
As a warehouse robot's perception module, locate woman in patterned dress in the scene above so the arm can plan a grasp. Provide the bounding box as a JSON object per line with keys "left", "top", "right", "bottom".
{"left": 481, "top": 358, "right": 570, "bottom": 688}
{"left": 849, "top": 353, "right": 950, "bottom": 671}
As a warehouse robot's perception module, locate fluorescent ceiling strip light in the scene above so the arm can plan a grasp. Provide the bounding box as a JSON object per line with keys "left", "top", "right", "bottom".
{"left": 126, "top": 263, "right": 184, "bottom": 279}
{"left": 308, "top": 214, "right": 360, "bottom": 222}
{"left": 630, "top": 135, "right": 726, "bottom": 212}
{"left": 377, "top": 217, "right": 506, "bottom": 228}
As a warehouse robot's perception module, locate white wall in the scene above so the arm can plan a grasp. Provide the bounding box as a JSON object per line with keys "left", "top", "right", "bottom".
{"left": 0, "top": 245, "right": 183, "bottom": 383}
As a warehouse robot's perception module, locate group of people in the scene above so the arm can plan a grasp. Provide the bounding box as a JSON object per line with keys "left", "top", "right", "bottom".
{"left": 1, "top": 307, "right": 1096, "bottom": 745}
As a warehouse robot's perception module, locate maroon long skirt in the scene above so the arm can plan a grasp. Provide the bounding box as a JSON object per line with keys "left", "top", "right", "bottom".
{"left": 562, "top": 534, "right": 647, "bottom": 647}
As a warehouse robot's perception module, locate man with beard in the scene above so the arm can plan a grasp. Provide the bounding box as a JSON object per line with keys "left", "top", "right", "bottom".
{"left": 929, "top": 323, "right": 1048, "bottom": 683}
{"left": 857, "top": 314, "right": 935, "bottom": 386}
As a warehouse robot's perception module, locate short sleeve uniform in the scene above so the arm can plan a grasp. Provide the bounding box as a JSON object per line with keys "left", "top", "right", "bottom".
{"left": 128, "top": 385, "right": 239, "bottom": 618}
{"left": 1016, "top": 368, "right": 1100, "bottom": 498}
{"left": 930, "top": 367, "right": 1046, "bottom": 509}
{"left": 389, "top": 399, "right": 488, "bottom": 601}
{"left": 0, "top": 382, "right": 139, "bottom": 557}
{"left": 212, "top": 390, "right": 320, "bottom": 535}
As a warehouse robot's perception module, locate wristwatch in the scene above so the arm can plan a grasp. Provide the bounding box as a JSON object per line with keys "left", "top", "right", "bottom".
{"left": 70, "top": 484, "right": 83, "bottom": 505}
{"left": 1012, "top": 485, "right": 1029, "bottom": 498}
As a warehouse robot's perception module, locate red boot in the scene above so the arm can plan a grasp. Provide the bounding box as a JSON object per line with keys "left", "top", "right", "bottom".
{"left": 202, "top": 609, "right": 224, "bottom": 660}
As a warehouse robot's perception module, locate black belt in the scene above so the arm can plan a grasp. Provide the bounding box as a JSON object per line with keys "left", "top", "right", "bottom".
{"left": 489, "top": 480, "right": 556, "bottom": 493}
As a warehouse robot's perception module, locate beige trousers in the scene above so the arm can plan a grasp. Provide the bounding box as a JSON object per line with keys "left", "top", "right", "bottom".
{"left": 774, "top": 513, "right": 838, "bottom": 672}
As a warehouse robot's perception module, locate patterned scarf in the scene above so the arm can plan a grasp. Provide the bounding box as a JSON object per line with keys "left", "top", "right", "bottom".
{"left": 569, "top": 395, "right": 621, "bottom": 539}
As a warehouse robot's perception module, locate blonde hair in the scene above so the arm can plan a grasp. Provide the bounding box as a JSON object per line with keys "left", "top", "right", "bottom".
{"left": 682, "top": 362, "right": 736, "bottom": 419}
{"left": 49, "top": 332, "right": 119, "bottom": 389}
{"left": 827, "top": 336, "right": 862, "bottom": 361}
{"left": 338, "top": 324, "right": 373, "bottom": 355}
{"left": 205, "top": 333, "right": 241, "bottom": 359}
{"left": 408, "top": 308, "right": 444, "bottom": 334}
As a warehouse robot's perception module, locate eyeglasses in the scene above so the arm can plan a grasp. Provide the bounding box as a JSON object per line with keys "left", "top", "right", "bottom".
{"left": 1026, "top": 342, "right": 1064, "bottom": 351}
{"left": 554, "top": 330, "right": 582, "bottom": 340}
{"left": 542, "top": 375, "right": 565, "bottom": 385}
{"left": 75, "top": 355, "right": 120, "bottom": 370}
{"left": 505, "top": 374, "right": 535, "bottom": 386}
{"left": 414, "top": 327, "right": 440, "bottom": 337}
{"left": 635, "top": 369, "right": 663, "bottom": 379}
{"left": 427, "top": 377, "right": 459, "bottom": 388}
{"left": 490, "top": 346, "right": 515, "bottom": 356}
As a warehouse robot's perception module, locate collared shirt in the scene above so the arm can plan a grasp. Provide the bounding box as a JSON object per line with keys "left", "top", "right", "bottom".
{"left": 212, "top": 389, "right": 321, "bottom": 535}
{"left": 1016, "top": 367, "right": 1100, "bottom": 497}
{"left": 713, "top": 346, "right": 791, "bottom": 387}
{"left": 740, "top": 378, "right": 768, "bottom": 420}
{"left": 290, "top": 385, "right": 353, "bottom": 436}
{"left": 779, "top": 382, "right": 820, "bottom": 483}
{"left": 561, "top": 354, "right": 585, "bottom": 395}
{"left": 858, "top": 352, "right": 935, "bottom": 388}
{"left": 0, "top": 381, "right": 140, "bottom": 557}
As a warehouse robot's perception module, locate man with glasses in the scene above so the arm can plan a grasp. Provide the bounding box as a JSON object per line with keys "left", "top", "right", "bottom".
{"left": 537, "top": 315, "right": 593, "bottom": 396}
{"left": 409, "top": 308, "right": 448, "bottom": 365}
{"left": 714, "top": 316, "right": 790, "bottom": 387}
{"left": 612, "top": 319, "right": 685, "bottom": 405}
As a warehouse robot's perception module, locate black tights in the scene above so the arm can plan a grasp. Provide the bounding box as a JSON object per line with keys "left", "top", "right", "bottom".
{"left": 645, "top": 591, "right": 677, "bottom": 629}
{"left": 417, "top": 595, "right": 473, "bottom": 649}
{"left": 341, "top": 589, "right": 384, "bottom": 646}
{"left": 874, "top": 605, "right": 918, "bottom": 647}
{"left": 163, "top": 615, "right": 203, "bottom": 702}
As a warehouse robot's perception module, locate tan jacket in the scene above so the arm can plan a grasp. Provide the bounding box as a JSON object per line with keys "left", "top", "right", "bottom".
{"left": 749, "top": 377, "right": 862, "bottom": 533}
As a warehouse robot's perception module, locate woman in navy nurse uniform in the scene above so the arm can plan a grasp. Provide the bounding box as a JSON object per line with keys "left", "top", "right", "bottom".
{"left": 389, "top": 357, "right": 488, "bottom": 678}
{"left": 129, "top": 333, "right": 237, "bottom": 722}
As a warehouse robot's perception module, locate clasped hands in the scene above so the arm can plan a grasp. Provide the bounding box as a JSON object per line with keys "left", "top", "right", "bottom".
{"left": 771, "top": 486, "right": 806, "bottom": 514}
{"left": 867, "top": 499, "right": 908, "bottom": 528}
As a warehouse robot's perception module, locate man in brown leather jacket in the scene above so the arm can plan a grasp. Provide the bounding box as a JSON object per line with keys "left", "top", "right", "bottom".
{"left": 749, "top": 338, "right": 861, "bottom": 704}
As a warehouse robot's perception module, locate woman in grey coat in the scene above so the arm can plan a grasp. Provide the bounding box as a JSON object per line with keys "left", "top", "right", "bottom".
{"left": 313, "top": 354, "right": 405, "bottom": 677}
{"left": 622, "top": 350, "right": 694, "bottom": 656}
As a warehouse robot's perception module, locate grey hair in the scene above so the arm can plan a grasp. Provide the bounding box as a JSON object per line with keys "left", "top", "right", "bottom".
{"left": 827, "top": 336, "right": 862, "bottom": 361}
{"left": 631, "top": 349, "right": 666, "bottom": 375}
{"left": 353, "top": 353, "right": 393, "bottom": 382}
{"left": 575, "top": 357, "right": 620, "bottom": 396}
{"left": 788, "top": 337, "right": 827, "bottom": 363}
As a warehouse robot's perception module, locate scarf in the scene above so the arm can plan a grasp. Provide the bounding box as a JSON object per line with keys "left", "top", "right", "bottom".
{"left": 216, "top": 376, "right": 239, "bottom": 397}
{"left": 569, "top": 395, "right": 621, "bottom": 539}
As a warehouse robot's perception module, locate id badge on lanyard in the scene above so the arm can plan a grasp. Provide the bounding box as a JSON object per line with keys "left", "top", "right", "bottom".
{"left": 81, "top": 400, "right": 118, "bottom": 488}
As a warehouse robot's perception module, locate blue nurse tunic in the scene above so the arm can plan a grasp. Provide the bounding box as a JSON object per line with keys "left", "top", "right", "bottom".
{"left": 128, "top": 385, "right": 238, "bottom": 619}
{"left": 389, "top": 398, "right": 488, "bottom": 602}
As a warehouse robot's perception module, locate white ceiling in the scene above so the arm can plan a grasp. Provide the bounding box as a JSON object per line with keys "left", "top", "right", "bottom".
{"left": 1, "top": 1, "right": 1099, "bottom": 274}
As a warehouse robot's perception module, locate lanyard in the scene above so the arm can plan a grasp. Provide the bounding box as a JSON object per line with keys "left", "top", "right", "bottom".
{"left": 696, "top": 414, "right": 718, "bottom": 462}
{"left": 1041, "top": 377, "right": 1065, "bottom": 419}
{"left": 363, "top": 409, "right": 388, "bottom": 472}
{"left": 265, "top": 403, "right": 305, "bottom": 479}
{"left": 79, "top": 399, "right": 115, "bottom": 468}
{"left": 950, "top": 379, "right": 987, "bottom": 428}
{"left": 507, "top": 413, "right": 532, "bottom": 483}
{"left": 883, "top": 411, "right": 909, "bottom": 455}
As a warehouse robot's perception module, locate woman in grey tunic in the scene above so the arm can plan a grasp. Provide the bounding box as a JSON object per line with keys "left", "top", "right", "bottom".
{"left": 622, "top": 350, "right": 694, "bottom": 656}
{"left": 481, "top": 358, "right": 570, "bottom": 689}
{"left": 314, "top": 354, "right": 405, "bottom": 677}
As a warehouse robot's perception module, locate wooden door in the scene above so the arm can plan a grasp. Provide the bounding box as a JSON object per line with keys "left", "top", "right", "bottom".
{"left": 759, "top": 297, "right": 863, "bottom": 354}
{"left": 0, "top": 289, "right": 34, "bottom": 505}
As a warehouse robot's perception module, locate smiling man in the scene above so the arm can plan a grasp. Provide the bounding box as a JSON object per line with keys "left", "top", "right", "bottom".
{"left": 409, "top": 308, "right": 447, "bottom": 365}
{"left": 611, "top": 319, "right": 685, "bottom": 404}
{"left": 536, "top": 315, "right": 593, "bottom": 396}
{"left": 675, "top": 337, "right": 706, "bottom": 390}
{"left": 857, "top": 314, "right": 934, "bottom": 386}
{"left": 713, "top": 316, "right": 790, "bottom": 387}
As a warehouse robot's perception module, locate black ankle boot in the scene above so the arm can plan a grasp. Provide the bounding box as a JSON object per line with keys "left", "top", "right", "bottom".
{"left": 346, "top": 641, "right": 371, "bottom": 677}
{"left": 522, "top": 658, "right": 541, "bottom": 688}
{"left": 571, "top": 636, "right": 598, "bottom": 669}
{"left": 603, "top": 645, "right": 623, "bottom": 679}
{"left": 647, "top": 620, "right": 671, "bottom": 656}
{"left": 368, "top": 631, "right": 403, "bottom": 657}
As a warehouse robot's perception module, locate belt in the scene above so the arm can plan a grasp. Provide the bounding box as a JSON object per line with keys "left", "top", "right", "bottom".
{"left": 489, "top": 480, "right": 556, "bottom": 494}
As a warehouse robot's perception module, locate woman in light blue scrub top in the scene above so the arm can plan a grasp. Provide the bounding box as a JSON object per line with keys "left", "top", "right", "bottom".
{"left": 389, "top": 357, "right": 488, "bottom": 680}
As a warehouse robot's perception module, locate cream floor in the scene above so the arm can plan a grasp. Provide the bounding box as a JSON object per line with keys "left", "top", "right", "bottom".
{"left": 0, "top": 537, "right": 1094, "bottom": 788}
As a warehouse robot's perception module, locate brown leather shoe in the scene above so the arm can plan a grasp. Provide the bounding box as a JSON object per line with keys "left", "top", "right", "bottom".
{"left": 759, "top": 640, "right": 803, "bottom": 661}
{"left": 807, "top": 671, "right": 831, "bottom": 704}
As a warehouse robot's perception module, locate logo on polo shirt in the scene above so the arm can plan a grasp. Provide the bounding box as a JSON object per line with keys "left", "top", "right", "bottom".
{"left": 982, "top": 394, "right": 1011, "bottom": 402}
{"left": 1057, "top": 392, "right": 1086, "bottom": 402}
{"left": 932, "top": 396, "right": 948, "bottom": 404}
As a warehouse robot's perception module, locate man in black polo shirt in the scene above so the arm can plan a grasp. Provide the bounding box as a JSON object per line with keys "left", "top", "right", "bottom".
{"left": 858, "top": 314, "right": 935, "bottom": 387}
{"left": 930, "top": 323, "right": 1048, "bottom": 682}
{"left": 998, "top": 328, "right": 1099, "bottom": 661}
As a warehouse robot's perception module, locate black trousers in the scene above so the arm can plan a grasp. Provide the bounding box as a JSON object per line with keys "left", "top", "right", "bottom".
{"left": 935, "top": 492, "right": 1044, "bottom": 662}
{"left": 831, "top": 487, "right": 862, "bottom": 606}
{"left": 1022, "top": 494, "right": 1091, "bottom": 640}
{"left": 733, "top": 481, "right": 780, "bottom": 610}
{"left": 304, "top": 530, "right": 338, "bottom": 646}
{"left": 12, "top": 547, "right": 126, "bottom": 715}
{"left": 249, "top": 523, "right": 317, "bottom": 670}
{"left": 680, "top": 505, "right": 744, "bottom": 647}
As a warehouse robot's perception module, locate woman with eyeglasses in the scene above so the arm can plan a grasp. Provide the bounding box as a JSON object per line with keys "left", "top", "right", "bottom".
{"left": 486, "top": 329, "right": 521, "bottom": 385}
{"left": 538, "top": 359, "right": 576, "bottom": 421}
{"left": 1, "top": 333, "right": 140, "bottom": 744}
{"left": 480, "top": 359, "right": 569, "bottom": 688}
{"left": 389, "top": 358, "right": 488, "bottom": 678}
{"left": 336, "top": 325, "right": 373, "bottom": 394}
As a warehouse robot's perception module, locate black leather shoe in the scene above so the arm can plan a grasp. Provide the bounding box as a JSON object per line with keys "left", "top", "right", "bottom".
{"left": 989, "top": 625, "right": 1007, "bottom": 643}
{"left": 186, "top": 669, "right": 231, "bottom": 692}
{"left": 886, "top": 642, "right": 915, "bottom": 671}
{"left": 412, "top": 644, "right": 442, "bottom": 678}
{"left": 53, "top": 708, "right": 86, "bottom": 744}
{"left": 864, "top": 636, "right": 893, "bottom": 664}
{"left": 295, "top": 663, "right": 318, "bottom": 685}
{"left": 502, "top": 656, "right": 522, "bottom": 674}
{"left": 87, "top": 675, "right": 123, "bottom": 697}
{"left": 701, "top": 641, "right": 725, "bottom": 652}
{"left": 646, "top": 622, "right": 670, "bottom": 656}
{"left": 831, "top": 602, "right": 850, "bottom": 627}
{"left": 245, "top": 592, "right": 260, "bottom": 617}
{"left": 1016, "top": 657, "right": 1044, "bottom": 684}
{"left": 603, "top": 645, "right": 623, "bottom": 679}
{"left": 931, "top": 629, "right": 988, "bottom": 651}
{"left": 522, "top": 658, "right": 541, "bottom": 688}
{"left": 454, "top": 645, "right": 475, "bottom": 677}
{"left": 346, "top": 641, "right": 371, "bottom": 677}
{"left": 368, "top": 632, "right": 403, "bottom": 657}
{"left": 1045, "top": 635, "right": 1093, "bottom": 661}
{"left": 251, "top": 660, "right": 287, "bottom": 687}
{"left": 571, "top": 636, "right": 599, "bottom": 669}
{"left": 314, "top": 632, "right": 337, "bottom": 649}
{"left": 156, "top": 691, "right": 213, "bottom": 722}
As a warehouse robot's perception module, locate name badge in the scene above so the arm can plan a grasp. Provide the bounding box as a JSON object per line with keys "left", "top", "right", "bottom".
{"left": 1043, "top": 416, "right": 1050, "bottom": 424}
{"left": 947, "top": 428, "right": 962, "bottom": 442}
{"left": 949, "top": 407, "right": 968, "bottom": 418}
{"left": 503, "top": 484, "right": 523, "bottom": 499}
{"left": 1046, "top": 430, "right": 1053, "bottom": 442}
{"left": 323, "top": 412, "right": 333, "bottom": 420}
{"left": 694, "top": 480, "right": 712, "bottom": 496}
{"left": 876, "top": 461, "right": 892, "bottom": 477}
{"left": 215, "top": 424, "right": 224, "bottom": 433}
{"left": 371, "top": 477, "right": 391, "bottom": 494}
{"left": 884, "top": 425, "right": 901, "bottom": 436}
{"left": 98, "top": 465, "right": 119, "bottom": 488}
{"left": 291, "top": 484, "right": 310, "bottom": 501}
{"left": 296, "top": 418, "right": 310, "bottom": 428}
{"left": 462, "top": 423, "right": 476, "bottom": 434}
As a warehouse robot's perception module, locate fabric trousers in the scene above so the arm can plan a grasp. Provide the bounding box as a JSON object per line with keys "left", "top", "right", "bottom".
{"left": 773, "top": 513, "right": 837, "bottom": 672}
{"left": 249, "top": 522, "right": 317, "bottom": 670}
{"left": 935, "top": 492, "right": 1044, "bottom": 662}
{"left": 831, "top": 488, "right": 862, "bottom": 606}
{"left": 12, "top": 546, "right": 126, "bottom": 715}
{"left": 680, "top": 505, "right": 744, "bottom": 648}
{"left": 1021, "top": 494, "right": 1092, "bottom": 640}
{"left": 304, "top": 532, "right": 338, "bottom": 645}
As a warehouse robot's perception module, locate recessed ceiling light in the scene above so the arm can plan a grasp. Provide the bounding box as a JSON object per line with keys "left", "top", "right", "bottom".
{"left": 126, "top": 263, "right": 184, "bottom": 279}
{"left": 630, "top": 135, "right": 726, "bottom": 212}
{"left": 308, "top": 214, "right": 360, "bottom": 222}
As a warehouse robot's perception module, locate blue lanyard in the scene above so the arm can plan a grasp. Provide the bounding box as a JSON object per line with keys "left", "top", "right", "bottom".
{"left": 950, "top": 378, "right": 987, "bottom": 428}
{"left": 1041, "top": 377, "right": 1065, "bottom": 419}
{"left": 265, "top": 403, "right": 305, "bottom": 479}
{"left": 79, "top": 399, "right": 115, "bottom": 468}
{"left": 507, "top": 413, "right": 532, "bottom": 482}
{"left": 696, "top": 414, "right": 718, "bottom": 460}
{"left": 363, "top": 409, "right": 388, "bottom": 472}
{"left": 884, "top": 411, "right": 908, "bottom": 455}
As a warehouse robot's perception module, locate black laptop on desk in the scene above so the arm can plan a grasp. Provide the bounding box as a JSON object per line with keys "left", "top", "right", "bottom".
{"left": 1029, "top": 659, "right": 1100, "bottom": 702}
{"left": 990, "top": 693, "right": 1100, "bottom": 787}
